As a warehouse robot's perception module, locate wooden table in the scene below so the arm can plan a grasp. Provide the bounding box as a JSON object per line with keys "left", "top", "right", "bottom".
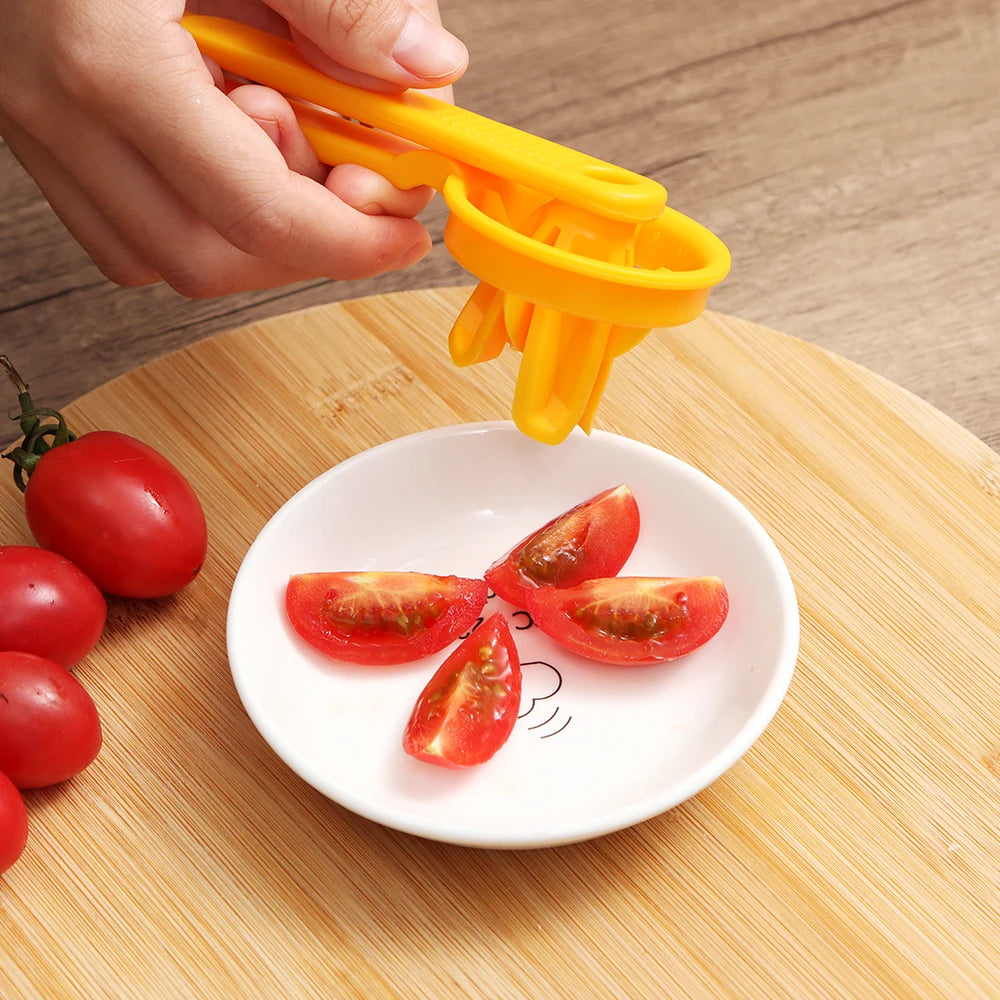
{"left": 2, "top": 288, "right": 1000, "bottom": 998}
{"left": 1, "top": 0, "right": 998, "bottom": 451}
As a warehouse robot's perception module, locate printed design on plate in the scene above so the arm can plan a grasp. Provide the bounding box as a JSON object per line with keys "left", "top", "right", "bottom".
{"left": 518, "top": 659, "right": 571, "bottom": 738}
{"left": 469, "top": 590, "right": 574, "bottom": 741}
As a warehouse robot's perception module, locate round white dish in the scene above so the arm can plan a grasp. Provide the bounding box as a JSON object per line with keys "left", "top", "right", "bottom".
{"left": 227, "top": 422, "right": 799, "bottom": 849}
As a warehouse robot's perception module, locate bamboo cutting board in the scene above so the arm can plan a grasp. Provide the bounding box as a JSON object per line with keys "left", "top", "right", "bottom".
{"left": 2, "top": 287, "right": 1000, "bottom": 999}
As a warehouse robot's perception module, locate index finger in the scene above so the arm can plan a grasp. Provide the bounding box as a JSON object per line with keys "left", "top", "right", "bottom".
{"left": 107, "top": 20, "right": 430, "bottom": 278}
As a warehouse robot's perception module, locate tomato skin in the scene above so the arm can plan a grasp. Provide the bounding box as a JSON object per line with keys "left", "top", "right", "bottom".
{"left": 526, "top": 576, "right": 729, "bottom": 664}
{"left": 0, "top": 651, "right": 103, "bottom": 789}
{"left": 23, "top": 430, "right": 208, "bottom": 599}
{"left": 0, "top": 771, "right": 29, "bottom": 876}
{"left": 0, "top": 545, "right": 107, "bottom": 668}
{"left": 485, "top": 485, "right": 640, "bottom": 608}
{"left": 403, "top": 612, "right": 522, "bottom": 768}
{"left": 286, "top": 571, "right": 489, "bottom": 666}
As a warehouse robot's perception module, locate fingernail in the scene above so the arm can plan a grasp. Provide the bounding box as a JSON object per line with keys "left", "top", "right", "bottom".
{"left": 393, "top": 10, "right": 468, "bottom": 81}
{"left": 253, "top": 117, "right": 281, "bottom": 148}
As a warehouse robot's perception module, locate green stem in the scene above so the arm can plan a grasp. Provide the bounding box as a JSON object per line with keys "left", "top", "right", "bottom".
{"left": 1, "top": 355, "right": 77, "bottom": 492}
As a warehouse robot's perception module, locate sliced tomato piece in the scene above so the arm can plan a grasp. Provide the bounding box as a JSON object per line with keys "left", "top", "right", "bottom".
{"left": 285, "top": 571, "right": 488, "bottom": 666}
{"left": 485, "top": 484, "right": 640, "bottom": 608}
{"left": 526, "top": 576, "right": 729, "bottom": 664}
{"left": 403, "top": 612, "right": 522, "bottom": 768}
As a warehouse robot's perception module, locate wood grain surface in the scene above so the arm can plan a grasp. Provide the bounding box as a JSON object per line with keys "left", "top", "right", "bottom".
{"left": 2, "top": 288, "right": 999, "bottom": 999}
{"left": 2, "top": 0, "right": 999, "bottom": 452}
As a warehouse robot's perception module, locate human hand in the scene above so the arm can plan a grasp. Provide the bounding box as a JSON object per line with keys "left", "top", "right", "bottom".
{"left": 0, "top": 0, "right": 469, "bottom": 296}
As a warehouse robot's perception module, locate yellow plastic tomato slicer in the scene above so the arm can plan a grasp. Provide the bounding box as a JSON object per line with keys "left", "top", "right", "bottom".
{"left": 183, "top": 15, "right": 731, "bottom": 445}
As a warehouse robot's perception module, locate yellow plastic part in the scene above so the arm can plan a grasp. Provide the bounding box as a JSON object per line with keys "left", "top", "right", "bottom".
{"left": 182, "top": 15, "right": 731, "bottom": 445}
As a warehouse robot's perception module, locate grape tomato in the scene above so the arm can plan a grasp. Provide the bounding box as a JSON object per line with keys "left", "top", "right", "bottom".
{"left": 23, "top": 431, "right": 208, "bottom": 599}
{"left": 0, "top": 545, "right": 106, "bottom": 667}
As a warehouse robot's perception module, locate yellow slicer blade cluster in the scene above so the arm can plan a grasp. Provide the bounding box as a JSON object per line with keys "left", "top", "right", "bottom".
{"left": 183, "top": 15, "right": 732, "bottom": 445}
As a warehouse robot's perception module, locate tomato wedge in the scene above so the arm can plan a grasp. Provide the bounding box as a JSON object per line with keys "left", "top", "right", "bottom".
{"left": 285, "top": 571, "right": 488, "bottom": 666}
{"left": 485, "top": 484, "right": 640, "bottom": 608}
{"left": 526, "top": 576, "right": 729, "bottom": 664}
{"left": 403, "top": 612, "right": 521, "bottom": 768}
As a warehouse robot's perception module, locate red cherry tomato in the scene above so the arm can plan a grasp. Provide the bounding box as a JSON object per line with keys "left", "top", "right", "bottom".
{"left": 0, "top": 651, "right": 103, "bottom": 788}
{"left": 2, "top": 360, "right": 208, "bottom": 599}
{"left": 23, "top": 431, "right": 208, "bottom": 598}
{"left": 403, "top": 612, "right": 522, "bottom": 768}
{"left": 525, "top": 576, "right": 729, "bottom": 664}
{"left": 0, "top": 545, "right": 107, "bottom": 668}
{"left": 485, "top": 485, "right": 640, "bottom": 608}
{"left": 285, "top": 571, "right": 489, "bottom": 666}
{"left": 0, "top": 770, "right": 29, "bottom": 876}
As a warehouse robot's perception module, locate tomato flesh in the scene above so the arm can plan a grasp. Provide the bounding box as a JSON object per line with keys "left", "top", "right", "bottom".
{"left": 485, "top": 485, "right": 639, "bottom": 608}
{"left": 0, "top": 545, "right": 107, "bottom": 668}
{"left": 24, "top": 430, "right": 208, "bottom": 599}
{"left": 0, "top": 650, "right": 103, "bottom": 788}
{"left": 403, "top": 612, "right": 521, "bottom": 768}
{"left": 0, "top": 771, "right": 29, "bottom": 876}
{"left": 286, "top": 571, "right": 489, "bottom": 665}
{"left": 526, "top": 576, "right": 729, "bottom": 664}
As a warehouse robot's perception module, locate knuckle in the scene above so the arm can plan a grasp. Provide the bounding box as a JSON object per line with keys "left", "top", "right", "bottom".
{"left": 341, "top": 0, "right": 364, "bottom": 34}
{"left": 156, "top": 245, "right": 233, "bottom": 298}
{"left": 219, "top": 191, "right": 296, "bottom": 260}
{"left": 94, "top": 256, "right": 161, "bottom": 290}
{"left": 329, "top": 0, "right": 397, "bottom": 44}
{"left": 148, "top": 243, "right": 224, "bottom": 299}
{"left": 49, "top": 34, "right": 121, "bottom": 112}
{"left": 335, "top": 0, "right": 371, "bottom": 37}
{"left": 159, "top": 269, "right": 213, "bottom": 299}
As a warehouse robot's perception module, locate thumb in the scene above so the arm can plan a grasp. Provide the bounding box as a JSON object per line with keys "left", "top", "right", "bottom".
{"left": 271, "top": 0, "right": 468, "bottom": 91}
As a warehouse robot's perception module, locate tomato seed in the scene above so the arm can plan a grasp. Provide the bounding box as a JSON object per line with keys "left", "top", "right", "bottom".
{"left": 570, "top": 596, "right": 688, "bottom": 641}
{"left": 518, "top": 535, "right": 584, "bottom": 586}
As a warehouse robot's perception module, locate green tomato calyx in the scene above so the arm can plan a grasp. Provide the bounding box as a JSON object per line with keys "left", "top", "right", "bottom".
{"left": 1, "top": 355, "right": 77, "bottom": 492}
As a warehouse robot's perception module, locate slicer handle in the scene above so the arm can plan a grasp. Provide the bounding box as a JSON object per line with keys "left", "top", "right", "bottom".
{"left": 289, "top": 101, "right": 457, "bottom": 192}
{"left": 182, "top": 14, "right": 667, "bottom": 222}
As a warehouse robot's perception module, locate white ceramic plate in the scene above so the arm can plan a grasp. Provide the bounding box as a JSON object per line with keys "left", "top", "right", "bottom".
{"left": 227, "top": 422, "right": 798, "bottom": 849}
